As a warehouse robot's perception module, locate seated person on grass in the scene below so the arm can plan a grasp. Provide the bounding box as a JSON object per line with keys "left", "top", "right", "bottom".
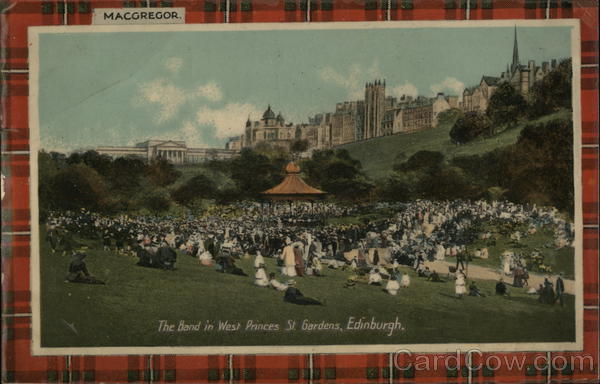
{"left": 65, "top": 249, "right": 105, "bottom": 285}
{"left": 284, "top": 281, "right": 322, "bottom": 305}
{"left": 385, "top": 276, "right": 400, "bottom": 295}
{"left": 469, "top": 281, "right": 485, "bottom": 297}
{"left": 427, "top": 270, "right": 444, "bottom": 282}
{"left": 495, "top": 278, "right": 509, "bottom": 296}
{"left": 269, "top": 272, "right": 288, "bottom": 291}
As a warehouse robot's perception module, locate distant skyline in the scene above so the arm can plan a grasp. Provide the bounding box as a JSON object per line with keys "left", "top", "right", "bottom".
{"left": 37, "top": 25, "right": 572, "bottom": 153}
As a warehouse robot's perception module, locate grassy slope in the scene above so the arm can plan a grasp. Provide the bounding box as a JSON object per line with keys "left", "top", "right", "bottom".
{"left": 41, "top": 228, "right": 574, "bottom": 348}
{"left": 342, "top": 109, "right": 571, "bottom": 180}
{"left": 449, "top": 223, "right": 574, "bottom": 279}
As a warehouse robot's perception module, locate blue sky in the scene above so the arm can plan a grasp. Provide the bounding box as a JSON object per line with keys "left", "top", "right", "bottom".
{"left": 38, "top": 25, "right": 572, "bottom": 152}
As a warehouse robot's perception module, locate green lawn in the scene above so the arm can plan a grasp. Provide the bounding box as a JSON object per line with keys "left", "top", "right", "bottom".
{"left": 343, "top": 109, "right": 571, "bottom": 180}
{"left": 40, "top": 228, "right": 575, "bottom": 348}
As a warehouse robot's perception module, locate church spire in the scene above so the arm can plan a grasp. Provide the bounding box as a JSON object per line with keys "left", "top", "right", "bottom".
{"left": 511, "top": 26, "right": 520, "bottom": 73}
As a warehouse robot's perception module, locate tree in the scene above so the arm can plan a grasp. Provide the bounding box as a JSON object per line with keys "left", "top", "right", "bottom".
{"left": 505, "top": 119, "right": 574, "bottom": 214}
{"left": 50, "top": 164, "right": 109, "bottom": 211}
{"left": 109, "top": 156, "right": 146, "bottom": 193}
{"left": 486, "top": 82, "right": 527, "bottom": 129}
{"left": 436, "top": 108, "right": 463, "bottom": 127}
{"left": 529, "top": 58, "right": 572, "bottom": 116}
{"left": 38, "top": 151, "right": 67, "bottom": 212}
{"left": 302, "top": 149, "right": 372, "bottom": 200}
{"left": 449, "top": 112, "right": 490, "bottom": 144}
{"left": 145, "top": 157, "right": 181, "bottom": 187}
{"left": 394, "top": 150, "right": 444, "bottom": 172}
{"left": 79, "top": 150, "right": 113, "bottom": 176}
{"left": 143, "top": 192, "right": 171, "bottom": 213}
{"left": 171, "top": 174, "right": 217, "bottom": 207}
{"left": 380, "top": 174, "right": 412, "bottom": 202}
{"left": 290, "top": 139, "right": 310, "bottom": 156}
{"left": 229, "top": 148, "right": 286, "bottom": 198}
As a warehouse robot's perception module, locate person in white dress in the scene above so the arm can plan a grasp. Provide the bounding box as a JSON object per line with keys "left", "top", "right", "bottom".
{"left": 254, "top": 251, "right": 265, "bottom": 269}
{"left": 198, "top": 249, "right": 213, "bottom": 266}
{"left": 400, "top": 272, "right": 410, "bottom": 288}
{"left": 502, "top": 251, "right": 512, "bottom": 275}
{"left": 368, "top": 268, "right": 383, "bottom": 285}
{"left": 280, "top": 237, "right": 297, "bottom": 277}
{"left": 386, "top": 276, "right": 400, "bottom": 295}
{"left": 254, "top": 265, "right": 269, "bottom": 287}
{"left": 269, "top": 272, "right": 288, "bottom": 291}
{"left": 435, "top": 244, "right": 446, "bottom": 261}
{"left": 455, "top": 270, "right": 466, "bottom": 298}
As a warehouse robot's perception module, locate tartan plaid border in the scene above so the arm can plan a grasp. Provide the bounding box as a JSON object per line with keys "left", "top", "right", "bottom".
{"left": 1, "top": 0, "right": 599, "bottom": 383}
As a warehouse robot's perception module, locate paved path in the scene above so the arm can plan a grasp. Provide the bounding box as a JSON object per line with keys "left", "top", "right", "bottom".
{"left": 422, "top": 260, "right": 575, "bottom": 295}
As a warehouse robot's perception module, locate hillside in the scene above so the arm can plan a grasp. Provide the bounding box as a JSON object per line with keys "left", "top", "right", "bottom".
{"left": 342, "top": 109, "right": 571, "bottom": 180}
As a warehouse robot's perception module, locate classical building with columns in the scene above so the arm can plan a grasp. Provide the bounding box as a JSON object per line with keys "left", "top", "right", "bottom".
{"left": 96, "top": 140, "right": 237, "bottom": 164}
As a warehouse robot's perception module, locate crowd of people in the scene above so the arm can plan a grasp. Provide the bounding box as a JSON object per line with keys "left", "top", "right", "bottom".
{"left": 45, "top": 199, "right": 574, "bottom": 306}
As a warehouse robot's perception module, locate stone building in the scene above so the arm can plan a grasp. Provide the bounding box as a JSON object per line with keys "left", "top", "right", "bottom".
{"left": 96, "top": 140, "right": 237, "bottom": 164}
{"left": 331, "top": 101, "right": 364, "bottom": 146}
{"left": 462, "top": 76, "right": 500, "bottom": 113}
{"left": 225, "top": 136, "right": 242, "bottom": 151}
{"left": 364, "top": 80, "right": 386, "bottom": 139}
{"left": 462, "top": 27, "right": 559, "bottom": 112}
{"left": 295, "top": 124, "right": 320, "bottom": 150}
{"left": 241, "top": 105, "right": 296, "bottom": 150}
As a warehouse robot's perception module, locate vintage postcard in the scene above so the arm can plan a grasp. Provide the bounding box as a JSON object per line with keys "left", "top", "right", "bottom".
{"left": 29, "top": 20, "right": 582, "bottom": 355}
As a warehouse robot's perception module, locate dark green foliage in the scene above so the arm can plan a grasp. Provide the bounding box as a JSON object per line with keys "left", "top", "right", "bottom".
{"left": 450, "top": 119, "right": 574, "bottom": 216}
{"left": 145, "top": 158, "right": 181, "bottom": 187}
{"left": 505, "top": 119, "right": 573, "bottom": 213}
{"left": 171, "top": 174, "right": 217, "bottom": 207}
{"left": 385, "top": 151, "right": 482, "bottom": 202}
{"left": 486, "top": 82, "right": 527, "bottom": 129}
{"left": 529, "top": 59, "right": 572, "bottom": 117}
{"left": 142, "top": 191, "right": 171, "bottom": 213}
{"left": 301, "top": 149, "right": 373, "bottom": 201}
{"left": 228, "top": 148, "right": 287, "bottom": 198}
{"left": 394, "top": 150, "right": 444, "bottom": 172}
{"left": 436, "top": 108, "right": 463, "bottom": 127}
{"left": 449, "top": 112, "right": 491, "bottom": 144}
{"left": 109, "top": 156, "right": 146, "bottom": 193}
{"left": 50, "top": 164, "right": 109, "bottom": 211}
{"left": 290, "top": 138, "right": 310, "bottom": 155}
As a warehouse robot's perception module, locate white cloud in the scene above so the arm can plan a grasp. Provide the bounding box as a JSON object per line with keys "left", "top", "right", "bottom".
{"left": 134, "top": 79, "right": 224, "bottom": 123}
{"left": 196, "top": 103, "right": 262, "bottom": 139}
{"left": 196, "top": 81, "right": 223, "bottom": 102}
{"left": 429, "top": 77, "right": 464, "bottom": 97}
{"left": 165, "top": 57, "right": 183, "bottom": 74}
{"left": 319, "top": 61, "right": 383, "bottom": 100}
{"left": 135, "top": 78, "right": 187, "bottom": 123}
{"left": 153, "top": 120, "right": 208, "bottom": 148}
{"left": 389, "top": 82, "right": 419, "bottom": 99}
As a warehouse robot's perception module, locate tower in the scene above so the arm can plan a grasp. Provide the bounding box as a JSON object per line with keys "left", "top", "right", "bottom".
{"left": 511, "top": 26, "right": 520, "bottom": 74}
{"left": 364, "top": 80, "right": 386, "bottom": 139}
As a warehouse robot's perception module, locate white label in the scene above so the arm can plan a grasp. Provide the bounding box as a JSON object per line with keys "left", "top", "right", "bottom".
{"left": 92, "top": 8, "right": 185, "bottom": 25}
